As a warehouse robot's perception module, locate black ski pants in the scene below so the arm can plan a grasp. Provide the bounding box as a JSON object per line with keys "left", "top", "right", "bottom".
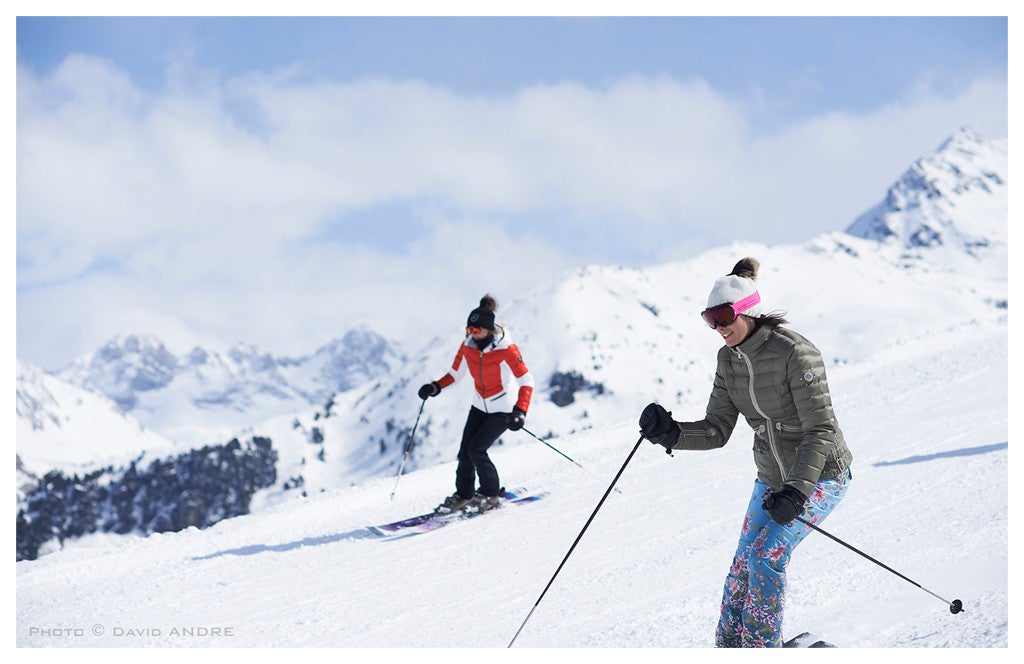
{"left": 455, "top": 406, "right": 507, "bottom": 498}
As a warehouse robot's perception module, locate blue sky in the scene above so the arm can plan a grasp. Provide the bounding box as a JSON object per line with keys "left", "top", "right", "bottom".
{"left": 18, "top": 16, "right": 1006, "bottom": 132}
{"left": 14, "top": 14, "right": 1010, "bottom": 369}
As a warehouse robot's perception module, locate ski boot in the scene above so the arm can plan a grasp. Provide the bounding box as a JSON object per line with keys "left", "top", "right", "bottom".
{"left": 435, "top": 492, "right": 474, "bottom": 514}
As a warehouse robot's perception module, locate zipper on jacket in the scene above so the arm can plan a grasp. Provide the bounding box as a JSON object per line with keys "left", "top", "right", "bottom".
{"left": 736, "top": 347, "right": 788, "bottom": 483}
{"left": 478, "top": 352, "right": 488, "bottom": 412}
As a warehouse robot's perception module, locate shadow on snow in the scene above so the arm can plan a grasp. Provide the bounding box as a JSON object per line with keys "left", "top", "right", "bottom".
{"left": 873, "top": 442, "right": 1007, "bottom": 467}
{"left": 193, "top": 528, "right": 381, "bottom": 559}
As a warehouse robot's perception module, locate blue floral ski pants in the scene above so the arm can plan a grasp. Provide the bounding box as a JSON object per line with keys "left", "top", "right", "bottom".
{"left": 715, "top": 471, "right": 851, "bottom": 648}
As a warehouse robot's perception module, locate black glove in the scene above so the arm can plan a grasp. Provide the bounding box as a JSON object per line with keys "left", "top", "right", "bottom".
{"left": 507, "top": 407, "right": 526, "bottom": 431}
{"left": 638, "top": 402, "right": 678, "bottom": 450}
{"left": 417, "top": 382, "right": 441, "bottom": 399}
{"left": 762, "top": 486, "right": 807, "bottom": 525}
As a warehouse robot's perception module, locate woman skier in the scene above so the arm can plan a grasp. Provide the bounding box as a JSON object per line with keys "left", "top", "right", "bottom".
{"left": 638, "top": 257, "right": 853, "bottom": 648}
{"left": 418, "top": 295, "right": 535, "bottom": 513}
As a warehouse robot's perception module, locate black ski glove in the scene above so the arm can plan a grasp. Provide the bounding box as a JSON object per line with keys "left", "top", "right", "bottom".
{"left": 762, "top": 486, "right": 808, "bottom": 525}
{"left": 638, "top": 402, "right": 678, "bottom": 450}
{"left": 417, "top": 382, "right": 441, "bottom": 399}
{"left": 507, "top": 407, "right": 526, "bottom": 431}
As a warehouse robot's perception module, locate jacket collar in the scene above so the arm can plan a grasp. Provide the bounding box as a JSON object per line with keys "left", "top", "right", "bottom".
{"left": 464, "top": 326, "right": 508, "bottom": 352}
{"left": 734, "top": 323, "right": 772, "bottom": 356}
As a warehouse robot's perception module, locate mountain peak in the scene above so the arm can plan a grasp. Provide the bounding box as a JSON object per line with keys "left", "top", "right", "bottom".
{"left": 62, "top": 334, "right": 179, "bottom": 409}
{"left": 53, "top": 326, "right": 404, "bottom": 445}
{"left": 844, "top": 127, "right": 1007, "bottom": 266}
{"left": 936, "top": 125, "right": 993, "bottom": 155}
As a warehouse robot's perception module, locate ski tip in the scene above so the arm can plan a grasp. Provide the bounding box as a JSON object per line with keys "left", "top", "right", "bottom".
{"left": 784, "top": 632, "right": 826, "bottom": 648}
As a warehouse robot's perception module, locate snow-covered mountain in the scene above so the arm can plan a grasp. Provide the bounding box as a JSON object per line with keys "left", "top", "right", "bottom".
{"left": 55, "top": 326, "right": 404, "bottom": 446}
{"left": 253, "top": 128, "right": 1006, "bottom": 506}
{"left": 15, "top": 126, "right": 1008, "bottom": 550}
{"left": 16, "top": 359, "right": 181, "bottom": 482}
{"left": 845, "top": 126, "right": 1007, "bottom": 277}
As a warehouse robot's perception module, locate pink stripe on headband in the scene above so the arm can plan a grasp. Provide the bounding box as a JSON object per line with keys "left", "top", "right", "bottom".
{"left": 733, "top": 291, "right": 761, "bottom": 314}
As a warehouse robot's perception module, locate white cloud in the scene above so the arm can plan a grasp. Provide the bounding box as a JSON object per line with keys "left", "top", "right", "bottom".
{"left": 17, "top": 214, "right": 577, "bottom": 370}
{"left": 16, "top": 55, "right": 1008, "bottom": 368}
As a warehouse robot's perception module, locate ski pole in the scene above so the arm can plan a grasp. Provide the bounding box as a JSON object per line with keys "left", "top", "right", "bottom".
{"left": 520, "top": 426, "right": 623, "bottom": 495}
{"left": 795, "top": 515, "right": 964, "bottom": 614}
{"left": 389, "top": 398, "right": 427, "bottom": 501}
{"left": 508, "top": 434, "right": 645, "bottom": 648}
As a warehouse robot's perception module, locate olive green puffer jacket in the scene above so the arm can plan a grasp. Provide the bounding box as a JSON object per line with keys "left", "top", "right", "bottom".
{"left": 672, "top": 324, "right": 853, "bottom": 498}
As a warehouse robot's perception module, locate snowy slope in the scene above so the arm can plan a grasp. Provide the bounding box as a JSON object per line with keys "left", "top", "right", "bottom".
{"left": 15, "top": 320, "right": 1007, "bottom": 647}
{"left": 16, "top": 360, "right": 182, "bottom": 480}
{"left": 259, "top": 231, "right": 1004, "bottom": 505}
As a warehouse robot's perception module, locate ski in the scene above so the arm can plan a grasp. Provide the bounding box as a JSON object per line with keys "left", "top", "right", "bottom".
{"left": 367, "top": 488, "right": 548, "bottom": 538}
{"left": 783, "top": 632, "right": 836, "bottom": 648}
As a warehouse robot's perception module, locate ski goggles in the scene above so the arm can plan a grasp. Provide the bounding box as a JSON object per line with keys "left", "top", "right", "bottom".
{"left": 466, "top": 326, "right": 487, "bottom": 335}
{"left": 700, "top": 291, "right": 761, "bottom": 328}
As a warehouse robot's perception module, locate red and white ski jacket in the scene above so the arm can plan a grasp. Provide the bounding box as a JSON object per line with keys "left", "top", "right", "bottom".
{"left": 436, "top": 327, "right": 534, "bottom": 414}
